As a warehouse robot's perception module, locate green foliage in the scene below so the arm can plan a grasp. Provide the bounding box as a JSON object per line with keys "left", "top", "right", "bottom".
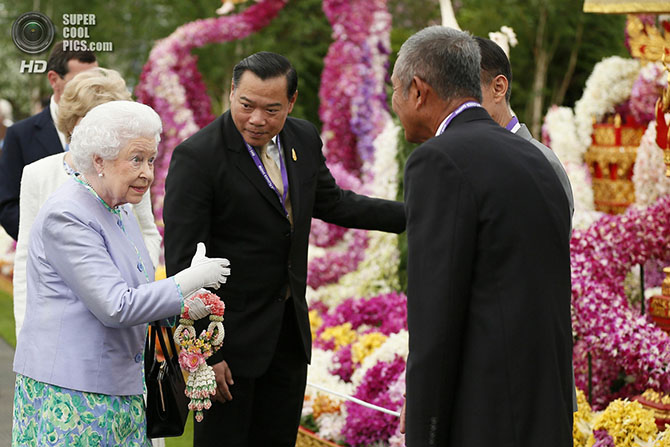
{"left": 164, "top": 414, "right": 193, "bottom": 447}
{"left": 193, "top": 0, "right": 331, "bottom": 126}
{"left": 0, "top": 0, "right": 331, "bottom": 126}
{"left": 300, "top": 414, "right": 319, "bottom": 433}
{"left": 394, "top": 119, "right": 418, "bottom": 294}
{"left": 0, "top": 288, "right": 16, "bottom": 348}
{"left": 455, "top": 0, "right": 628, "bottom": 122}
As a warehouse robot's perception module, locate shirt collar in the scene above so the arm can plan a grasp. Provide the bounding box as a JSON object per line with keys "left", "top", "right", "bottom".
{"left": 506, "top": 116, "right": 521, "bottom": 134}
{"left": 50, "top": 96, "right": 67, "bottom": 150}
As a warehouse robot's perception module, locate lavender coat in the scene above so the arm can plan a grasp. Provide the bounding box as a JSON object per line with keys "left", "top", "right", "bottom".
{"left": 13, "top": 178, "right": 182, "bottom": 396}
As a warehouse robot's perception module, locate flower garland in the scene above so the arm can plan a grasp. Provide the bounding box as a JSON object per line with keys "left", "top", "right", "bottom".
{"left": 630, "top": 62, "right": 666, "bottom": 125}
{"left": 174, "top": 290, "right": 226, "bottom": 422}
{"left": 342, "top": 355, "right": 405, "bottom": 446}
{"left": 303, "top": 297, "right": 408, "bottom": 445}
{"left": 633, "top": 117, "right": 670, "bottom": 208}
{"left": 305, "top": 0, "right": 397, "bottom": 307}
{"left": 319, "top": 0, "right": 391, "bottom": 176}
{"left": 313, "top": 292, "right": 407, "bottom": 350}
{"left": 135, "top": 0, "right": 288, "bottom": 230}
{"left": 571, "top": 195, "right": 670, "bottom": 405}
{"left": 542, "top": 105, "right": 601, "bottom": 229}
{"left": 573, "top": 56, "right": 640, "bottom": 152}
{"left": 307, "top": 120, "right": 402, "bottom": 307}
{"left": 573, "top": 388, "right": 670, "bottom": 447}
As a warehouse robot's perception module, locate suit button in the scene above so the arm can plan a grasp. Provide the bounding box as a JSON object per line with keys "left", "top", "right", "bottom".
{"left": 285, "top": 232, "right": 290, "bottom": 238}
{"left": 134, "top": 353, "right": 142, "bottom": 363}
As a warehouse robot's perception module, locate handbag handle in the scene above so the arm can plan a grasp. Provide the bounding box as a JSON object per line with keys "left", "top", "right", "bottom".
{"left": 146, "top": 322, "right": 179, "bottom": 368}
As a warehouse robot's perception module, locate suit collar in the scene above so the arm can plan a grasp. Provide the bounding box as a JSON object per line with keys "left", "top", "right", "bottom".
{"left": 445, "top": 106, "right": 493, "bottom": 129}
{"left": 33, "top": 105, "right": 55, "bottom": 130}
{"left": 515, "top": 123, "right": 533, "bottom": 140}
{"left": 34, "top": 106, "right": 64, "bottom": 153}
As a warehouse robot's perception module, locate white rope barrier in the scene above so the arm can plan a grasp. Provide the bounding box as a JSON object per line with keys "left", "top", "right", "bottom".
{"left": 306, "top": 381, "right": 401, "bottom": 417}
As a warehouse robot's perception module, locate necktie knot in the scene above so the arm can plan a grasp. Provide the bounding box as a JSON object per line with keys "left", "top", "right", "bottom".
{"left": 265, "top": 140, "right": 280, "bottom": 168}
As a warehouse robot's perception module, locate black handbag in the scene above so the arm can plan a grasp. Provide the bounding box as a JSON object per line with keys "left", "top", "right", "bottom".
{"left": 145, "top": 322, "right": 189, "bottom": 438}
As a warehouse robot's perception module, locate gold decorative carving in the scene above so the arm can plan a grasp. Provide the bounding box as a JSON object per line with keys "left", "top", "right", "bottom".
{"left": 296, "top": 427, "right": 341, "bottom": 447}
{"left": 663, "top": 267, "right": 670, "bottom": 296}
{"left": 626, "top": 15, "right": 670, "bottom": 63}
{"left": 593, "top": 126, "right": 617, "bottom": 146}
{"left": 621, "top": 126, "right": 646, "bottom": 146}
{"left": 589, "top": 178, "right": 636, "bottom": 214}
{"left": 585, "top": 2, "right": 670, "bottom": 14}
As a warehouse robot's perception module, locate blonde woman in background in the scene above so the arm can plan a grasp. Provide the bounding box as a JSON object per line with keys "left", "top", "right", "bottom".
{"left": 12, "top": 67, "right": 162, "bottom": 339}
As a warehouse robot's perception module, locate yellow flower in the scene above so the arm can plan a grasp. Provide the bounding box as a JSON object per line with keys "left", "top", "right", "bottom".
{"left": 655, "top": 428, "right": 670, "bottom": 447}
{"left": 320, "top": 323, "right": 356, "bottom": 351}
{"left": 587, "top": 399, "right": 657, "bottom": 447}
{"left": 574, "top": 389, "right": 593, "bottom": 447}
{"left": 312, "top": 393, "right": 341, "bottom": 419}
{"left": 309, "top": 310, "right": 323, "bottom": 339}
{"left": 351, "top": 332, "right": 387, "bottom": 364}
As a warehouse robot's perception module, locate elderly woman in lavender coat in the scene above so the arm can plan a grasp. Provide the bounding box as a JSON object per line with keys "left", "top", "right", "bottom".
{"left": 12, "top": 100, "right": 230, "bottom": 447}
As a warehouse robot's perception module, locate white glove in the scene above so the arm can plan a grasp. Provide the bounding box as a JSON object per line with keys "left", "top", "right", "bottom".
{"left": 186, "top": 295, "right": 211, "bottom": 320}
{"left": 174, "top": 243, "right": 231, "bottom": 297}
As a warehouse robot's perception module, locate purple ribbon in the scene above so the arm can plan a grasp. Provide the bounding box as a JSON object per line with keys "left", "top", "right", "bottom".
{"left": 505, "top": 116, "right": 519, "bottom": 131}
{"left": 436, "top": 101, "right": 482, "bottom": 136}
{"left": 244, "top": 137, "right": 290, "bottom": 218}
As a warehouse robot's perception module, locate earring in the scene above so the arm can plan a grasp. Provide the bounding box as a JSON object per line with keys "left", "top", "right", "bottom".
{"left": 98, "top": 172, "right": 103, "bottom": 177}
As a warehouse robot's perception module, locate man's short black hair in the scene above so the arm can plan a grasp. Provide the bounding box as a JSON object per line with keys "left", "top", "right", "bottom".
{"left": 232, "top": 51, "right": 298, "bottom": 100}
{"left": 46, "top": 41, "right": 97, "bottom": 78}
{"left": 475, "top": 36, "right": 512, "bottom": 104}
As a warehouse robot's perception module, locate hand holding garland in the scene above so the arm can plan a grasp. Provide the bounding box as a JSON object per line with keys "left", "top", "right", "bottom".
{"left": 174, "top": 290, "right": 226, "bottom": 422}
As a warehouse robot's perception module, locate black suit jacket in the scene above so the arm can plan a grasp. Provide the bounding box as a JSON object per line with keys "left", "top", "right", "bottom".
{"left": 0, "top": 106, "right": 63, "bottom": 239}
{"left": 164, "top": 111, "right": 405, "bottom": 377}
{"left": 404, "top": 107, "right": 573, "bottom": 446}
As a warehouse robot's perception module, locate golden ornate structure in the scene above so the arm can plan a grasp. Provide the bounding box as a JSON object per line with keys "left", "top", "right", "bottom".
{"left": 584, "top": 115, "right": 645, "bottom": 214}
{"left": 585, "top": 0, "right": 670, "bottom": 421}
{"left": 296, "top": 427, "right": 342, "bottom": 447}
{"left": 584, "top": 0, "right": 670, "bottom": 14}
{"left": 633, "top": 389, "right": 670, "bottom": 429}
{"left": 626, "top": 15, "right": 670, "bottom": 63}
{"left": 656, "top": 56, "right": 670, "bottom": 177}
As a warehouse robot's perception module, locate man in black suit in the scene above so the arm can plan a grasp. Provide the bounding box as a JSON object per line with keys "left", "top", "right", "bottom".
{"left": 0, "top": 42, "right": 96, "bottom": 239}
{"left": 163, "top": 51, "right": 405, "bottom": 447}
{"left": 394, "top": 27, "right": 573, "bottom": 446}
{"left": 476, "top": 35, "right": 574, "bottom": 219}
{"left": 477, "top": 36, "right": 579, "bottom": 413}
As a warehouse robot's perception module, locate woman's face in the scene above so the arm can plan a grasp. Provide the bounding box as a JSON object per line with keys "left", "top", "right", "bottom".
{"left": 97, "top": 137, "right": 156, "bottom": 208}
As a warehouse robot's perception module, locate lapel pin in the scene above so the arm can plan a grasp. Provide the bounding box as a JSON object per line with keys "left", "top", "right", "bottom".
{"left": 292, "top": 148, "right": 297, "bottom": 161}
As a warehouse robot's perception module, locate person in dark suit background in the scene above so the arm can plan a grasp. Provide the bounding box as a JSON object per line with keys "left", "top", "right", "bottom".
{"left": 394, "top": 26, "right": 573, "bottom": 446}
{"left": 0, "top": 42, "right": 97, "bottom": 239}
{"left": 477, "top": 35, "right": 579, "bottom": 413}
{"left": 163, "top": 51, "right": 405, "bottom": 447}
{"left": 476, "top": 35, "right": 574, "bottom": 219}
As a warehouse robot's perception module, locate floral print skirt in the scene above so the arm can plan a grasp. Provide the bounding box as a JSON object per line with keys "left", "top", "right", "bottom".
{"left": 12, "top": 374, "right": 152, "bottom": 447}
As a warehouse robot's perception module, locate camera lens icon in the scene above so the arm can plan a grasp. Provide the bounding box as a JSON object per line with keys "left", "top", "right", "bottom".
{"left": 12, "top": 12, "right": 55, "bottom": 54}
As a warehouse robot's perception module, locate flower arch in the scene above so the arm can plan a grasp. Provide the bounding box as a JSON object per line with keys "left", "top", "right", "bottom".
{"left": 136, "top": 0, "right": 399, "bottom": 300}
{"left": 135, "top": 0, "right": 289, "bottom": 228}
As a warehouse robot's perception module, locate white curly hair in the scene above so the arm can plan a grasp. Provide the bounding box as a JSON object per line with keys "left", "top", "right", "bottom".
{"left": 70, "top": 100, "right": 162, "bottom": 175}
